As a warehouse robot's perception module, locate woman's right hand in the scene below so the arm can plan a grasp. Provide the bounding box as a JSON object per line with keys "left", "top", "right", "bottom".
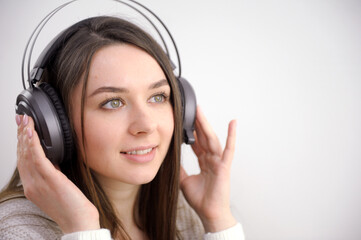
{"left": 16, "top": 114, "right": 100, "bottom": 234}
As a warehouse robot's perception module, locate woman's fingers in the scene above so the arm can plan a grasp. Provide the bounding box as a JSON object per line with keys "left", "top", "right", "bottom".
{"left": 190, "top": 131, "right": 203, "bottom": 156}
{"left": 16, "top": 115, "right": 55, "bottom": 191}
{"left": 194, "top": 107, "right": 222, "bottom": 156}
{"left": 27, "top": 120, "right": 58, "bottom": 181}
{"left": 190, "top": 107, "right": 238, "bottom": 173}
{"left": 16, "top": 115, "right": 33, "bottom": 184}
{"left": 222, "top": 120, "right": 237, "bottom": 165}
{"left": 190, "top": 132, "right": 208, "bottom": 170}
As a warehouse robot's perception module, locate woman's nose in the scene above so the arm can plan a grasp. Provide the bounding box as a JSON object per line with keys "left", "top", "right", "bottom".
{"left": 127, "top": 105, "right": 156, "bottom": 136}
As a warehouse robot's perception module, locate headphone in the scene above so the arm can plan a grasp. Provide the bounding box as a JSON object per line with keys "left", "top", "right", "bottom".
{"left": 15, "top": 0, "right": 197, "bottom": 165}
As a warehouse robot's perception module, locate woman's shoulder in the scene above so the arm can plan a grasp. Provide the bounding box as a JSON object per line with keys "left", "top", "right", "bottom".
{"left": 177, "top": 191, "right": 205, "bottom": 239}
{"left": 0, "top": 193, "right": 62, "bottom": 240}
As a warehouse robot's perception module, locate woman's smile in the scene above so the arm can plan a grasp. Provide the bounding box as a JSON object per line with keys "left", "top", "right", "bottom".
{"left": 120, "top": 146, "right": 158, "bottom": 163}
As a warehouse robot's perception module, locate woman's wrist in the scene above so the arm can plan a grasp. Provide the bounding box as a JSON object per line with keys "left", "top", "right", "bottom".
{"left": 61, "top": 206, "right": 100, "bottom": 234}
{"left": 63, "top": 221, "right": 101, "bottom": 234}
{"left": 201, "top": 212, "right": 237, "bottom": 233}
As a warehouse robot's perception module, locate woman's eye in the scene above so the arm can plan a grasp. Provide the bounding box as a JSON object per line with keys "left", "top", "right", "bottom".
{"left": 149, "top": 94, "right": 166, "bottom": 103}
{"left": 103, "top": 99, "right": 123, "bottom": 109}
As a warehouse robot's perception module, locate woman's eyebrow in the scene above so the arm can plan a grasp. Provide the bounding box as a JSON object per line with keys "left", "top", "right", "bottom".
{"left": 149, "top": 79, "right": 169, "bottom": 89}
{"left": 89, "top": 86, "right": 129, "bottom": 97}
{"left": 89, "top": 79, "right": 169, "bottom": 97}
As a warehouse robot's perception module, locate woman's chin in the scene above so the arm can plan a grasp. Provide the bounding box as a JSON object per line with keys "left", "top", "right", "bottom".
{"left": 90, "top": 167, "right": 159, "bottom": 187}
{"left": 125, "top": 172, "right": 158, "bottom": 185}
{"left": 106, "top": 169, "right": 159, "bottom": 186}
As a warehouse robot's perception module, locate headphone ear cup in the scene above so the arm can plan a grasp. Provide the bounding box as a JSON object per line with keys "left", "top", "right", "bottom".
{"left": 177, "top": 77, "right": 197, "bottom": 144}
{"left": 16, "top": 83, "right": 73, "bottom": 165}
{"left": 38, "top": 82, "right": 74, "bottom": 163}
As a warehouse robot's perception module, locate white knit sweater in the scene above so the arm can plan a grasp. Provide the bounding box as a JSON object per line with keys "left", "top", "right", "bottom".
{"left": 0, "top": 194, "right": 244, "bottom": 240}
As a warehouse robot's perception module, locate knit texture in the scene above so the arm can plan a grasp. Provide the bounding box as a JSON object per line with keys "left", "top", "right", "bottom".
{"left": 0, "top": 193, "right": 204, "bottom": 240}
{"left": 0, "top": 197, "right": 62, "bottom": 239}
{"left": 0, "top": 193, "right": 244, "bottom": 239}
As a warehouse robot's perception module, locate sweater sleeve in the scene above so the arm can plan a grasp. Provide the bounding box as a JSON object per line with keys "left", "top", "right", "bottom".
{"left": 60, "top": 223, "right": 245, "bottom": 240}
{"left": 0, "top": 197, "right": 63, "bottom": 240}
{"left": 203, "top": 223, "right": 245, "bottom": 240}
{"left": 61, "top": 229, "right": 112, "bottom": 240}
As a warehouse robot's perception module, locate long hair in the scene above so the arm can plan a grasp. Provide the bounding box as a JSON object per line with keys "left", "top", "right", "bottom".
{"left": 0, "top": 16, "right": 183, "bottom": 240}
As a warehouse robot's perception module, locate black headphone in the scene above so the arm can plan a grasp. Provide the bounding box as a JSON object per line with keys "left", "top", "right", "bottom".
{"left": 15, "top": 0, "right": 197, "bottom": 165}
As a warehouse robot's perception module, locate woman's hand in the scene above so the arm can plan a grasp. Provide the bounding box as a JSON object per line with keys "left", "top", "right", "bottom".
{"left": 16, "top": 114, "right": 100, "bottom": 233}
{"left": 180, "top": 107, "right": 237, "bottom": 233}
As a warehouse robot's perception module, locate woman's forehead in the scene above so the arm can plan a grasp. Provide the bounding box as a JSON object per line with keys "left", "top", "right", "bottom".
{"left": 86, "top": 44, "right": 166, "bottom": 91}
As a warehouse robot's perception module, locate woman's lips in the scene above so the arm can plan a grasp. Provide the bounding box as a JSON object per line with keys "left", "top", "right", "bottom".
{"left": 120, "top": 146, "right": 157, "bottom": 163}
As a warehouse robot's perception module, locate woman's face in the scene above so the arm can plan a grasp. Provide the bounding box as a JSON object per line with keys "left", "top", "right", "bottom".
{"left": 71, "top": 44, "right": 174, "bottom": 186}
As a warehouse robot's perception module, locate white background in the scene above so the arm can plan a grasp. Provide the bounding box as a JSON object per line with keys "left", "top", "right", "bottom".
{"left": 1, "top": 0, "right": 361, "bottom": 239}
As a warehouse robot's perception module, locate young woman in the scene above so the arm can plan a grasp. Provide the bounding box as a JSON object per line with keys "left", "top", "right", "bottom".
{"left": 0, "top": 16, "right": 244, "bottom": 239}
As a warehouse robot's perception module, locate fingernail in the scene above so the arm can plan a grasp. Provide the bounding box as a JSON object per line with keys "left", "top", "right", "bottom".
{"left": 23, "top": 114, "right": 28, "bottom": 126}
{"left": 26, "top": 127, "right": 33, "bottom": 139}
{"left": 15, "top": 115, "right": 21, "bottom": 126}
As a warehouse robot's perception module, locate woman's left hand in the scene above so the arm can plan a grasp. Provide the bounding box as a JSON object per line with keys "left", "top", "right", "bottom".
{"left": 180, "top": 106, "right": 237, "bottom": 233}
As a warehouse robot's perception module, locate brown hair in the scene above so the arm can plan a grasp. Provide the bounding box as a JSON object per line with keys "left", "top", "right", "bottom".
{"left": 1, "top": 16, "right": 183, "bottom": 239}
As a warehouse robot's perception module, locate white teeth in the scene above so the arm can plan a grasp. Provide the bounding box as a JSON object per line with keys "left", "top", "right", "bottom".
{"left": 126, "top": 148, "right": 153, "bottom": 155}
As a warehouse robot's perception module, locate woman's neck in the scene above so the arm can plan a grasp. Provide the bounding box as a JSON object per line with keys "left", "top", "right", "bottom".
{"left": 94, "top": 173, "right": 141, "bottom": 234}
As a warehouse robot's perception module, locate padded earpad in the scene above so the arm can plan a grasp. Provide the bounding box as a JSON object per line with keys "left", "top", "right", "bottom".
{"left": 38, "top": 82, "right": 73, "bottom": 163}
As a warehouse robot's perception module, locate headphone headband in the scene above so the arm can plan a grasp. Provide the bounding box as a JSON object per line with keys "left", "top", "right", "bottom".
{"left": 23, "top": 0, "right": 182, "bottom": 89}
